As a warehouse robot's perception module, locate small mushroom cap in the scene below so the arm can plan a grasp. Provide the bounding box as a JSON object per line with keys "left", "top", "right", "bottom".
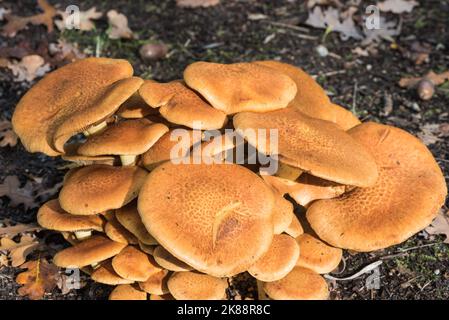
{"left": 284, "top": 214, "right": 304, "bottom": 238}
{"left": 307, "top": 122, "right": 448, "bottom": 251}
{"left": 12, "top": 58, "right": 139, "bottom": 155}
{"left": 115, "top": 202, "right": 158, "bottom": 245}
{"left": 139, "top": 241, "right": 156, "bottom": 255}
{"left": 109, "top": 284, "right": 147, "bottom": 300}
{"left": 167, "top": 271, "right": 228, "bottom": 300}
{"left": 91, "top": 260, "right": 134, "bottom": 285}
{"left": 199, "top": 132, "right": 236, "bottom": 159}
{"left": 263, "top": 266, "right": 329, "bottom": 300}
{"left": 116, "top": 92, "right": 157, "bottom": 118}
{"left": 248, "top": 234, "right": 300, "bottom": 282}
{"left": 183, "top": 61, "right": 297, "bottom": 114}
{"left": 254, "top": 61, "right": 361, "bottom": 131}
{"left": 59, "top": 165, "right": 147, "bottom": 215}
{"left": 138, "top": 162, "right": 275, "bottom": 277}
{"left": 272, "top": 193, "right": 294, "bottom": 234}
{"left": 112, "top": 246, "right": 163, "bottom": 282}
{"left": 153, "top": 246, "right": 193, "bottom": 272}
{"left": 37, "top": 199, "right": 104, "bottom": 232}
{"left": 77, "top": 119, "right": 168, "bottom": 156}
{"left": 234, "top": 107, "right": 379, "bottom": 187}
{"left": 139, "top": 80, "right": 228, "bottom": 130}
{"left": 295, "top": 234, "right": 342, "bottom": 274}
{"left": 62, "top": 143, "right": 116, "bottom": 166}
{"left": 140, "top": 129, "right": 203, "bottom": 170}
{"left": 139, "top": 269, "right": 170, "bottom": 295}
{"left": 104, "top": 216, "right": 139, "bottom": 245}
{"left": 53, "top": 235, "right": 126, "bottom": 268}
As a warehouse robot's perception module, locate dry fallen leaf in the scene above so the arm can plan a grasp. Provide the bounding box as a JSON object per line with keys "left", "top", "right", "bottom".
{"left": 176, "top": 0, "right": 220, "bottom": 8}
{"left": 16, "top": 259, "right": 59, "bottom": 300}
{"left": 107, "top": 10, "right": 134, "bottom": 40}
{"left": 0, "top": 223, "right": 42, "bottom": 237}
{"left": 0, "top": 7, "right": 11, "bottom": 21}
{"left": 48, "top": 40, "right": 85, "bottom": 66}
{"left": 0, "top": 176, "right": 38, "bottom": 209}
{"left": 417, "top": 123, "right": 449, "bottom": 146}
{"left": 425, "top": 210, "right": 449, "bottom": 244}
{"left": 0, "top": 119, "right": 18, "bottom": 147}
{"left": 1, "top": 0, "right": 56, "bottom": 37}
{"left": 378, "top": 0, "right": 418, "bottom": 14}
{"left": 305, "top": 6, "right": 363, "bottom": 41}
{"left": 54, "top": 7, "right": 102, "bottom": 32}
{"left": 362, "top": 17, "right": 401, "bottom": 45}
{"left": 399, "top": 71, "right": 449, "bottom": 89}
{"left": 1, "top": 236, "right": 42, "bottom": 267}
{"left": 7, "top": 55, "right": 50, "bottom": 82}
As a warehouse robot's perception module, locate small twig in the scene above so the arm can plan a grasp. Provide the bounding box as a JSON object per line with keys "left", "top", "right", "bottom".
{"left": 324, "top": 260, "right": 383, "bottom": 281}
{"left": 262, "top": 20, "right": 310, "bottom": 33}
{"left": 286, "top": 32, "right": 319, "bottom": 41}
{"left": 352, "top": 80, "right": 358, "bottom": 114}
{"left": 379, "top": 242, "right": 440, "bottom": 260}
{"left": 311, "top": 70, "right": 346, "bottom": 79}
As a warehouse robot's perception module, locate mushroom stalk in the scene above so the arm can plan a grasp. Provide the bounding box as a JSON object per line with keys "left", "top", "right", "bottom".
{"left": 256, "top": 280, "right": 268, "bottom": 300}
{"left": 83, "top": 121, "right": 107, "bottom": 136}
{"left": 74, "top": 230, "right": 92, "bottom": 240}
{"left": 120, "top": 155, "right": 137, "bottom": 166}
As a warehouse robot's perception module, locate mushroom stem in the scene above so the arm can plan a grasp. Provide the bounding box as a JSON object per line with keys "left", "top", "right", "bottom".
{"left": 74, "top": 230, "right": 92, "bottom": 240}
{"left": 275, "top": 163, "right": 302, "bottom": 181}
{"left": 120, "top": 155, "right": 137, "bottom": 166}
{"left": 83, "top": 121, "right": 107, "bottom": 136}
{"left": 256, "top": 280, "right": 268, "bottom": 300}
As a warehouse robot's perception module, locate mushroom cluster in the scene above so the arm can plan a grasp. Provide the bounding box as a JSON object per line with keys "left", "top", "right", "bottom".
{"left": 12, "top": 58, "right": 447, "bottom": 300}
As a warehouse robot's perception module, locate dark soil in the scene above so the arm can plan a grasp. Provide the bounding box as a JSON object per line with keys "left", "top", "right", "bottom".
{"left": 0, "top": 0, "right": 448, "bottom": 300}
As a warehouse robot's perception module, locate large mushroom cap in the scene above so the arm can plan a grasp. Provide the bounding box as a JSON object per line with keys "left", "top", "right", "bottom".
{"left": 263, "top": 266, "right": 329, "bottom": 300}
{"left": 53, "top": 235, "right": 126, "bottom": 268}
{"left": 139, "top": 80, "right": 228, "bottom": 130}
{"left": 59, "top": 165, "right": 147, "bottom": 215}
{"left": 77, "top": 119, "right": 168, "bottom": 156}
{"left": 167, "top": 271, "right": 228, "bottom": 300}
{"left": 138, "top": 162, "right": 275, "bottom": 277}
{"left": 307, "top": 122, "right": 448, "bottom": 251}
{"left": 112, "top": 246, "right": 162, "bottom": 281}
{"left": 254, "top": 61, "right": 360, "bottom": 130}
{"left": 233, "top": 107, "right": 378, "bottom": 187}
{"left": 37, "top": 199, "right": 104, "bottom": 232}
{"left": 295, "top": 234, "right": 342, "bottom": 274}
{"left": 12, "top": 58, "right": 141, "bottom": 155}
{"left": 140, "top": 129, "right": 203, "bottom": 170}
{"left": 248, "top": 234, "right": 300, "bottom": 282}
{"left": 183, "top": 61, "right": 297, "bottom": 114}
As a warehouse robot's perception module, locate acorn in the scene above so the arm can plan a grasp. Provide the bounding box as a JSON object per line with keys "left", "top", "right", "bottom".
{"left": 139, "top": 43, "right": 168, "bottom": 62}
{"left": 417, "top": 79, "right": 435, "bottom": 100}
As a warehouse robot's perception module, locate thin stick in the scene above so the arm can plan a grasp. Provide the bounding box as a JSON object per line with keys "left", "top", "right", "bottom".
{"left": 262, "top": 20, "right": 310, "bottom": 33}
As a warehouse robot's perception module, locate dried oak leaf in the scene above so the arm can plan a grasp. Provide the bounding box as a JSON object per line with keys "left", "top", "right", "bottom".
{"left": 378, "top": 0, "right": 418, "bottom": 14}
{"left": 176, "top": 0, "right": 220, "bottom": 8}
{"left": 0, "top": 119, "right": 18, "bottom": 147}
{"left": 0, "top": 176, "right": 38, "bottom": 209}
{"left": 399, "top": 71, "right": 449, "bottom": 88}
{"left": 7, "top": 55, "right": 50, "bottom": 82}
{"left": 1, "top": 0, "right": 56, "bottom": 37}
{"left": 48, "top": 40, "right": 85, "bottom": 65}
{"left": 54, "top": 7, "right": 102, "bottom": 32}
{"left": 0, "top": 235, "right": 41, "bottom": 267}
{"left": 0, "top": 222, "right": 42, "bottom": 237}
{"left": 16, "top": 259, "right": 59, "bottom": 300}
{"left": 107, "top": 10, "right": 135, "bottom": 40}
{"left": 305, "top": 6, "right": 363, "bottom": 41}
{"left": 425, "top": 210, "right": 449, "bottom": 244}
{"left": 362, "top": 16, "right": 401, "bottom": 45}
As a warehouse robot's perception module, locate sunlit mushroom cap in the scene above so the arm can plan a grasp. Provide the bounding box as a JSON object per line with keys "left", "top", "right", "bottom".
{"left": 233, "top": 107, "right": 378, "bottom": 187}
{"left": 272, "top": 193, "right": 294, "bottom": 234}
{"left": 183, "top": 61, "right": 297, "bottom": 114}
{"left": 77, "top": 119, "right": 168, "bottom": 156}
{"left": 295, "top": 234, "right": 342, "bottom": 274}
{"left": 139, "top": 269, "right": 170, "bottom": 295}
{"left": 91, "top": 260, "right": 134, "bottom": 285}
{"left": 254, "top": 61, "right": 361, "bottom": 130}
{"left": 307, "top": 122, "right": 448, "bottom": 251}
{"left": 284, "top": 214, "right": 304, "bottom": 238}
{"left": 109, "top": 284, "right": 147, "bottom": 300}
{"left": 12, "top": 58, "right": 142, "bottom": 155}
{"left": 153, "top": 246, "right": 193, "bottom": 272}
{"left": 167, "top": 271, "right": 228, "bottom": 300}
{"left": 140, "top": 129, "right": 203, "bottom": 170}
{"left": 62, "top": 143, "right": 116, "bottom": 166}
{"left": 139, "top": 80, "right": 228, "bottom": 130}
{"left": 115, "top": 202, "right": 158, "bottom": 245}
{"left": 138, "top": 162, "right": 275, "bottom": 277}
{"left": 105, "top": 216, "right": 139, "bottom": 245}
{"left": 112, "top": 246, "right": 163, "bottom": 281}
{"left": 248, "top": 234, "right": 299, "bottom": 282}
{"left": 263, "top": 266, "right": 329, "bottom": 300}
{"left": 59, "top": 165, "right": 147, "bottom": 215}
{"left": 37, "top": 199, "right": 104, "bottom": 232}
{"left": 116, "top": 92, "right": 157, "bottom": 119}
{"left": 53, "top": 235, "right": 126, "bottom": 268}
